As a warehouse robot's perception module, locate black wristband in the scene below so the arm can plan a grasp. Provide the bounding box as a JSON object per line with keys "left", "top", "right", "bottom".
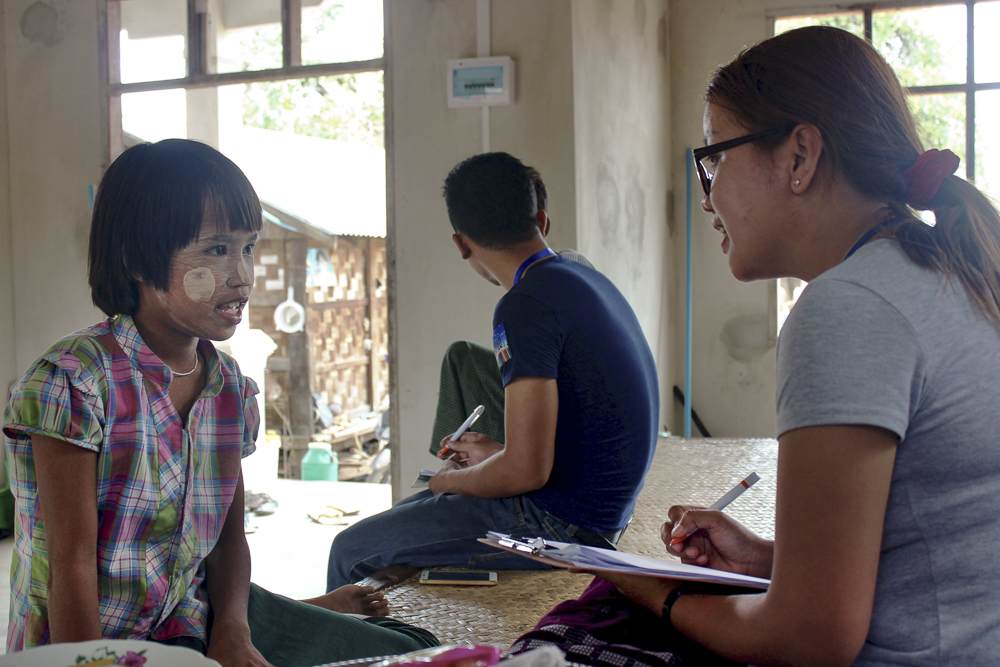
{"left": 662, "top": 584, "right": 688, "bottom": 629}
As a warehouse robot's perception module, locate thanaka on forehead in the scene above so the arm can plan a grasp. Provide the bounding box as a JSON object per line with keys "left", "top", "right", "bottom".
{"left": 199, "top": 198, "right": 259, "bottom": 231}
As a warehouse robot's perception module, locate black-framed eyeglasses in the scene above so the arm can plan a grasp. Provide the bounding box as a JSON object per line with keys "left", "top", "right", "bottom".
{"left": 692, "top": 129, "right": 786, "bottom": 197}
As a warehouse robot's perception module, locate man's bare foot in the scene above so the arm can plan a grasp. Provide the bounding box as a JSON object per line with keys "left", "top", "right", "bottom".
{"left": 302, "top": 585, "right": 390, "bottom": 616}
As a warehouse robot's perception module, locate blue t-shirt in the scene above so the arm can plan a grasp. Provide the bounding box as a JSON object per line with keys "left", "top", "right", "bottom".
{"left": 492, "top": 255, "right": 659, "bottom": 533}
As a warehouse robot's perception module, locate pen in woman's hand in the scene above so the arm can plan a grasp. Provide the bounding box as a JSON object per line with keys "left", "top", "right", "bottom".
{"left": 670, "top": 472, "right": 760, "bottom": 545}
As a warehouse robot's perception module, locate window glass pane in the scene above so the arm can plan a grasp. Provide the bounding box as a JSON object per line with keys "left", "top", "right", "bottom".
{"left": 302, "top": 0, "right": 384, "bottom": 65}
{"left": 873, "top": 5, "right": 966, "bottom": 87}
{"left": 218, "top": 71, "right": 386, "bottom": 236}
{"left": 119, "top": 0, "right": 187, "bottom": 83}
{"left": 777, "top": 278, "right": 806, "bottom": 334}
{"left": 975, "top": 1, "right": 1000, "bottom": 83}
{"left": 908, "top": 92, "right": 967, "bottom": 166}
{"left": 976, "top": 91, "right": 1000, "bottom": 203}
{"left": 122, "top": 90, "right": 187, "bottom": 142}
{"left": 774, "top": 12, "right": 863, "bottom": 37}
{"left": 215, "top": 2, "right": 283, "bottom": 74}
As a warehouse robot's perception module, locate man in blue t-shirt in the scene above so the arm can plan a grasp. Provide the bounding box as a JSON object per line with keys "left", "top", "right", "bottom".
{"left": 326, "top": 152, "right": 659, "bottom": 591}
{"left": 426, "top": 166, "right": 594, "bottom": 455}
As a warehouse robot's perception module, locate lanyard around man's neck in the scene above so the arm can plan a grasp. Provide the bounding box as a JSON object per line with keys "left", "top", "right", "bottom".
{"left": 513, "top": 248, "right": 556, "bottom": 286}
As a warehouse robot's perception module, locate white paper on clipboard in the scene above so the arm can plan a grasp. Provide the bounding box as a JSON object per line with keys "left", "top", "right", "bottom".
{"left": 479, "top": 533, "right": 770, "bottom": 590}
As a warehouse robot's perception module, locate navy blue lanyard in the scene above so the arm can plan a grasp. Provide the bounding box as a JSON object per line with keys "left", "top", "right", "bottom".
{"left": 513, "top": 248, "right": 556, "bottom": 286}
{"left": 845, "top": 222, "right": 892, "bottom": 261}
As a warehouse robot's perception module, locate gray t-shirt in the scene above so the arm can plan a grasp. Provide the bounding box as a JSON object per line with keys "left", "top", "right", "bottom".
{"left": 777, "top": 239, "right": 1000, "bottom": 666}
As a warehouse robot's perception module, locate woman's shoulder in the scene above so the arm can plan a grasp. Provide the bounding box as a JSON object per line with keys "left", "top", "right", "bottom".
{"left": 786, "top": 237, "right": 994, "bottom": 364}
{"left": 807, "top": 239, "right": 949, "bottom": 315}
{"left": 828, "top": 238, "right": 941, "bottom": 285}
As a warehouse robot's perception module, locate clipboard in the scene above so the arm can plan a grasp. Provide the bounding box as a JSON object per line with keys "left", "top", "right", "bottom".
{"left": 479, "top": 532, "right": 770, "bottom": 590}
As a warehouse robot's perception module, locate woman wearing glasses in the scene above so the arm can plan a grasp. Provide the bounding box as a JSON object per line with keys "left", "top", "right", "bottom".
{"left": 511, "top": 26, "right": 1000, "bottom": 667}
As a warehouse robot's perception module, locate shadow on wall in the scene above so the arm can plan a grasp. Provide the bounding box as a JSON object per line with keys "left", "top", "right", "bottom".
{"left": 721, "top": 313, "right": 772, "bottom": 362}
{"left": 598, "top": 161, "right": 648, "bottom": 289}
{"left": 21, "top": 1, "right": 62, "bottom": 47}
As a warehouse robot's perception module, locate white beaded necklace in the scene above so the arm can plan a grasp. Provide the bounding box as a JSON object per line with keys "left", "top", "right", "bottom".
{"left": 169, "top": 352, "right": 200, "bottom": 377}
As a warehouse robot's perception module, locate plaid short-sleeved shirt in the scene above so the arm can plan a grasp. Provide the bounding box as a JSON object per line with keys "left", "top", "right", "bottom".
{"left": 2, "top": 315, "right": 259, "bottom": 651}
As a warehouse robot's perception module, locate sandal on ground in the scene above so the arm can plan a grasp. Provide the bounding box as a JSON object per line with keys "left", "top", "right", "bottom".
{"left": 307, "top": 505, "right": 360, "bottom": 525}
{"left": 245, "top": 492, "right": 279, "bottom": 515}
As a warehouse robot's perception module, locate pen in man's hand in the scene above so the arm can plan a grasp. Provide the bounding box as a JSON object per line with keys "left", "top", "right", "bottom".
{"left": 415, "top": 406, "right": 487, "bottom": 487}
{"left": 670, "top": 472, "right": 761, "bottom": 546}
{"left": 450, "top": 405, "right": 484, "bottom": 441}
{"left": 440, "top": 405, "right": 485, "bottom": 460}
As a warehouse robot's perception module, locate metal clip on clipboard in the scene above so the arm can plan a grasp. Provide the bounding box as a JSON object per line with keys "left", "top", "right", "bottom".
{"left": 487, "top": 531, "right": 553, "bottom": 557}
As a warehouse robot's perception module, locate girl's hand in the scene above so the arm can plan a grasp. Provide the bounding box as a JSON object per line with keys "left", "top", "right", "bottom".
{"left": 437, "top": 432, "right": 503, "bottom": 467}
{"left": 207, "top": 622, "right": 273, "bottom": 667}
{"left": 661, "top": 506, "right": 773, "bottom": 579}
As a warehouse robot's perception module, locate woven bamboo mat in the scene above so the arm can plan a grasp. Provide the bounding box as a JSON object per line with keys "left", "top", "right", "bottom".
{"left": 382, "top": 568, "right": 589, "bottom": 648}
{"left": 383, "top": 437, "right": 778, "bottom": 649}
{"left": 619, "top": 437, "right": 777, "bottom": 557}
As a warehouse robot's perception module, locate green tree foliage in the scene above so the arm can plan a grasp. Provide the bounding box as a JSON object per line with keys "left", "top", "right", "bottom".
{"left": 238, "top": 3, "right": 385, "bottom": 148}
{"left": 776, "top": 11, "right": 966, "bottom": 164}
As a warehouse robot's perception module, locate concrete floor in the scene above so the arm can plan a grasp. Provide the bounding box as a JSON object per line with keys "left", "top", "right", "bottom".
{"left": 0, "top": 480, "right": 391, "bottom": 654}
{"left": 244, "top": 478, "right": 391, "bottom": 600}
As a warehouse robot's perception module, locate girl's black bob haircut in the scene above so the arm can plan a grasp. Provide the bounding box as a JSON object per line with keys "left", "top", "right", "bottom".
{"left": 88, "top": 139, "right": 262, "bottom": 317}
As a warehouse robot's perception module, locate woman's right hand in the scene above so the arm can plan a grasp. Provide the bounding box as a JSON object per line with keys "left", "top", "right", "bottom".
{"left": 661, "top": 506, "right": 773, "bottom": 580}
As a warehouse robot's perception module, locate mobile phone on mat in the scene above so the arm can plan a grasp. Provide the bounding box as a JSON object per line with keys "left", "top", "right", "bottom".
{"left": 418, "top": 570, "right": 498, "bottom": 586}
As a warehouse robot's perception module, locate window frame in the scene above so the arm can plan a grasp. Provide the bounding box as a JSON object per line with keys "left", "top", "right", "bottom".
{"left": 99, "top": 0, "right": 386, "bottom": 160}
{"left": 767, "top": 0, "right": 1000, "bottom": 181}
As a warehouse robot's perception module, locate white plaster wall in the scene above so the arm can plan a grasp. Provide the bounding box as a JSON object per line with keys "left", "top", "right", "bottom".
{"left": 667, "top": 0, "right": 858, "bottom": 437}
{"left": 490, "top": 1, "right": 576, "bottom": 251}
{"left": 571, "top": 0, "right": 671, "bottom": 432}
{"left": 1, "top": 2, "right": 15, "bottom": 444}
{"left": 5, "top": 0, "right": 105, "bottom": 380}
{"left": 387, "top": 0, "right": 576, "bottom": 500}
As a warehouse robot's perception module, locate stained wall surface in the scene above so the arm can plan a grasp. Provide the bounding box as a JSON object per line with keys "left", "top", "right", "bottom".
{"left": 3, "top": 0, "right": 106, "bottom": 380}
{"left": 571, "top": 0, "right": 672, "bottom": 430}
{"left": 1, "top": 2, "right": 14, "bottom": 442}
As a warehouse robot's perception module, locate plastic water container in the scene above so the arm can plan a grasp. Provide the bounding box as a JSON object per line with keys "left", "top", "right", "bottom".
{"left": 301, "top": 444, "right": 338, "bottom": 481}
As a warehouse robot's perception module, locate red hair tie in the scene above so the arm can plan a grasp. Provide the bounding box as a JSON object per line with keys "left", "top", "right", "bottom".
{"left": 903, "top": 149, "right": 960, "bottom": 206}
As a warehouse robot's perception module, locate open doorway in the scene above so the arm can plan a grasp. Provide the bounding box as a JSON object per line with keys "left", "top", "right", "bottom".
{"left": 104, "top": 0, "right": 392, "bottom": 485}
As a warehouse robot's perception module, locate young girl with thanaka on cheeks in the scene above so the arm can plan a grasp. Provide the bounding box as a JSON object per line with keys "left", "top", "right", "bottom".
{"left": 3, "top": 140, "right": 437, "bottom": 666}
{"left": 511, "top": 27, "right": 1000, "bottom": 667}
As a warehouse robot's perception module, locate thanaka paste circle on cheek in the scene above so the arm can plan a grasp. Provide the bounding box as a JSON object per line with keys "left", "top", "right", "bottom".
{"left": 183, "top": 267, "right": 216, "bottom": 302}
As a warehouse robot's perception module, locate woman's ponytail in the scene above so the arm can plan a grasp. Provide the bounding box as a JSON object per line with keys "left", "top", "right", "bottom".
{"left": 910, "top": 176, "right": 1000, "bottom": 324}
